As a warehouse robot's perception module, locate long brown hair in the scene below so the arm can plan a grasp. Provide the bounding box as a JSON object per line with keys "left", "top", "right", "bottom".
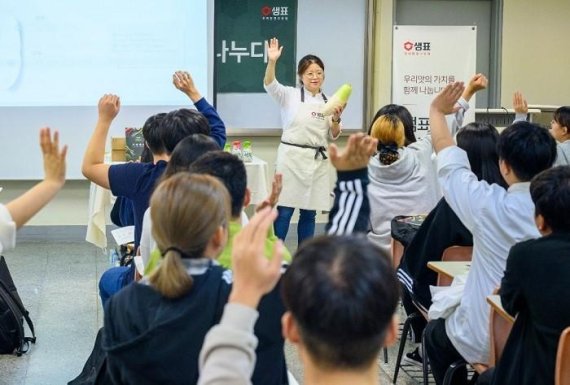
{"left": 148, "top": 173, "right": 230, "bottom": 298}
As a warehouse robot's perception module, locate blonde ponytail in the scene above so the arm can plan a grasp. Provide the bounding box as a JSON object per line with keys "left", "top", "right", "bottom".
{"left": 148, "top": 250, "right": 193, "bottom": 298}
{"left": 148, "top": 173, "right": 231, "bottom": 299}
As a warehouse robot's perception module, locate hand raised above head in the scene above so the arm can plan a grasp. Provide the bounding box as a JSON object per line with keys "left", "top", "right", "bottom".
{"left": 513, "top": 91, "right": 528, "bottom": 114}
{"left": 266, "top": 37, "right": 283, "bottom": 62}
{"left": 329, "top": 133, "right": 377, "bottom": 171}
{"left": 40, "top": 127, "right": 67, "bottom": 186}
{"left": 98, "top": 94, "right": 120, "bottom": 121}
{"left": 467, "top": 73, "right": 488, "bottom": 93}
{"left": 431, "top": 82, "right": 465, "bottom": 115}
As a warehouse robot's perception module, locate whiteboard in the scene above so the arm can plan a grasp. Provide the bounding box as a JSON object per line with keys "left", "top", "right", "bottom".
{"left": 0, "top": 0, "right": 212, "bottom": 180}
{"left": 216, "top": 0, "right": 368, "bottom": 131}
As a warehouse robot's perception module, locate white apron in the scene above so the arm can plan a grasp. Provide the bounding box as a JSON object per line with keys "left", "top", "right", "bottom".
{"left": 276, "top": 91, "right": 331, "bottom": 211}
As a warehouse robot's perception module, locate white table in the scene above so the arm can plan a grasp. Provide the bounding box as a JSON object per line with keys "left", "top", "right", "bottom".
{"left": 86, "top": 155, "right": 270, "bottom": 249}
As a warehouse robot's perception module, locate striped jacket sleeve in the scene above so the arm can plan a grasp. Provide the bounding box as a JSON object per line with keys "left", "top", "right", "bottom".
{"left": 326, "top": 168, "right": 370, "bottom": 236}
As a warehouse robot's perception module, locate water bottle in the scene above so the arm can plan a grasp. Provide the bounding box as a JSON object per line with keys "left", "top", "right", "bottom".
{"left": 231, "top": 140, "right": 243, "bottom": 160}
{"left": 108, "top": 248, "right": 120, "bottom": 267}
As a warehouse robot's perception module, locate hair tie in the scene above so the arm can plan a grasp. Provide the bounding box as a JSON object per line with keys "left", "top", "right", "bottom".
{"left": 162, "top": 246, "right": 192, "bottom": 259}
{"left": 378, "top": 143, "right": 400, "bottom": 165}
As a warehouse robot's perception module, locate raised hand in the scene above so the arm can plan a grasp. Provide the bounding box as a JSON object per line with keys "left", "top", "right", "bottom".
{"left": 173, "top": 70, "right": 201, "bottom": 101}
{"left": 329, "top": 133, "right": 378, "bottom": 171}
{"left": 256, "top": 173, "right": 283, "bottom": 213}
{"left": 467, "top": 73, "right": 488, "bottom": 93}
{"left": 266, "top": 37, "right": 283, "bottom": 62}
{"left": 431, "top": 82, "right": 465, "bottom": 115}
{"left": 98, "top": 94, "right": 120, "bottom": 122}
{"left": 513, "top": 91, "right": 528, "bottom": 114}
{"left": 40, "top": 127, "right": 67, "bottom": 187}
{"left": 230, "top": 207, "right": 284, "bottom": 309}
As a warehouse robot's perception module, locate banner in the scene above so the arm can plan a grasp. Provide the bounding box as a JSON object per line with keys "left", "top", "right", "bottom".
{"left": 392, "top": 26, "right": 477, "bottom": 138}
{"left": 214, "top": 0, "right": 298, "bottom": 93}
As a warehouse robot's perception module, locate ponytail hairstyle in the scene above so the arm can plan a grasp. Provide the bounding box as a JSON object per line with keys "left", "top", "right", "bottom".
{"left": 148, "top": 173, "right": 231, "bottom": 298}
{"left": 370, "top": 114, "right": 405, "bottom": 165}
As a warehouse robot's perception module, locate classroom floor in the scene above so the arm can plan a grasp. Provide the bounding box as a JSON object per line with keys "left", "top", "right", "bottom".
{"left": 0, "top": 225, "right": 424, "bottom": 385}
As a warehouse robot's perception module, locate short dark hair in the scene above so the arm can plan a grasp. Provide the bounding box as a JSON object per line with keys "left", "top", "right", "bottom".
{"left": 297, "top": 54, "right": 324, "bottom": 86}
{"left": 530, "top": 166, "right": 570, "bottom": 232}
{"left": 162, "top": 134, "right": 220, "bottom": 180}
{"left": 456, "top": 122, "right": 507, "bottom": 188}
{"left": 161, "top": 109, "right": 211, "bottom": 154}
{"left": 189, "top": 151, "right": 246, "bottom": 218}
{"left": 554, "top": 106, "right": 570, "bottom": 128}
{"left": 368, "top": 104, "right": 416, "bottom": 146}
{"left": 497, "top": 121, "right": 557, "bottom": 181}
{"left": 142, "top": 113, "right": 167, "bottom": 155}
{"left": 282, "top": 236, "right": 400, "bottom": 369}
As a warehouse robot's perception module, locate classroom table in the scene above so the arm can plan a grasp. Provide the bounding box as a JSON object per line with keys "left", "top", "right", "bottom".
{"left": 427, "top": 261, "right": 471, "bottom": 280}
{"left": 487, "top": 294, "right": 515, "bottom": 323}
{"left": 85, "top": 155, "right": 270, "bottom": 249}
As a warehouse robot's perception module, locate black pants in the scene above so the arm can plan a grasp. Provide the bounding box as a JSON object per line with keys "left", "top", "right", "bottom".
{"left": 424, "top": 318, "right": 468, "bottom": 385}
{"left": 401, "top": 286, "right": 427, "bottom": 343}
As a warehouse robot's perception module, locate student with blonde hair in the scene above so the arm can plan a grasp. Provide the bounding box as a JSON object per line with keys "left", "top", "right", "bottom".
{"left": 366, "top": 74, "right": 487, "bottom": 259}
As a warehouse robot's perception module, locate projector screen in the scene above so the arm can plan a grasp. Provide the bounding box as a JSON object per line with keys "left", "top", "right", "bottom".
{"left": 0, "top": 0, "right": 211, "bottom": 179}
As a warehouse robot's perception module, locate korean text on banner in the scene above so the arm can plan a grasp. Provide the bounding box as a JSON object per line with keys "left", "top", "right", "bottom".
{"left": 392, "top": 26, "right": 477, "bottom": 139}
{"left": 215, "top": 1, "right": 298, "bottom": 93}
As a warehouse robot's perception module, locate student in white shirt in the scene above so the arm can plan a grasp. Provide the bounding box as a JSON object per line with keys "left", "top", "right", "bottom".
{"left": 423, "top": 83, "right": 557, "bottom": 385}
{"left": 0, "top": 128, "right": 67, "bottom": 254}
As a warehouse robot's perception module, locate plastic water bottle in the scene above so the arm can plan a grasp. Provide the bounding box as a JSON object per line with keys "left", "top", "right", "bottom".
{"left": 231, "top": 140, "right": 243, "bottom": 160}
{"left": 242, "top": 140, "right": 253, "bottom": 163}
{"left": 108, "top": 248, "right": 120, "bottom": 267}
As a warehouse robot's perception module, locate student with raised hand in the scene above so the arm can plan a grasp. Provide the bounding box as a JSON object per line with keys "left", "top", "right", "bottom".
{"left": 423, "top": 83, "right": 557, "bottom": 385}
{"left": 1, "top": 128, "right": 67, "bottom": 252}
{"left": 82, "top": 71, "right": 226, "bottom": 305}
{"left": 512, "top": 91, "right": 570, "bottom": 165}
{"left": 197, "top": 134, "right": 391, "bottom": 385}
{"left": 397, "top": 121, "right": 508, "bottom": 366}
{"left": 476, "top": 166, "right": 570, "bottom": 385}
{"left": 366, "top": 74, "right": 487, "bottom": 260}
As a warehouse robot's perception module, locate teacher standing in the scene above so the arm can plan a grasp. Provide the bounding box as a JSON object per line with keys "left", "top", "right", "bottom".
{"left": 264, "top": 37, "right": 343, "bottom": 246}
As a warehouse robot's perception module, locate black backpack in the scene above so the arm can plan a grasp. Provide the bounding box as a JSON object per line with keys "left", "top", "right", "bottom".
{"left": 0, "top": 256, "right": 36, "bottom": 356}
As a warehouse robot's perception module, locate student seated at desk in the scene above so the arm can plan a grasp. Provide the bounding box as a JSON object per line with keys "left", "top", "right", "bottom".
{"left": 82, "top": 71, "right": 226, "bottom": 305}
{"left": 0, "top": 128, "right": 67, "bottom": 253}
{"left": 397, "top": 120, "right": 507, "bottom": 365}
{"left": 477, "top": 166, "right": 570, "bottom": 385}
{"left": 423, "top": 83, "right": 557, "bottom": 385}
{"left": 197, "top": 134, "right": 401, "bottom": 385}
{"left": 366, "top": 74, "right": 486, "bottom": 260}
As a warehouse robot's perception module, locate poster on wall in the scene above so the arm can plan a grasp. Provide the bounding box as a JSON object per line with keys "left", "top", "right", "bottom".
{"left": 214, "top": 0, "right": 298, "bottom": 93}
{"left": 392, "top": 26, "right": 477, "bottom": 139}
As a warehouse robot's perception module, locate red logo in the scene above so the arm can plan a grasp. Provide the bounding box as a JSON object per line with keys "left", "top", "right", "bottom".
{"left": 261, "top": 6, "right": 272, "bottom": 16}
{"left": 403, "top": 41, "right": 414, "bottom": 51}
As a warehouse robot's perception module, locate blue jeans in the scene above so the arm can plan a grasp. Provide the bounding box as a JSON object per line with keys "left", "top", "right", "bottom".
{"left": 99, "top": 264, "right": 135, "bottom": 307}
{"left": 274, "top": 206, "right": 316, "bottom": 247}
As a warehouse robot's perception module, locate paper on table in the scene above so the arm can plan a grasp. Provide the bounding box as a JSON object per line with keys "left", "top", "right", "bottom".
{"left": 111, "top": 226, "right": 135, "bottom": 246}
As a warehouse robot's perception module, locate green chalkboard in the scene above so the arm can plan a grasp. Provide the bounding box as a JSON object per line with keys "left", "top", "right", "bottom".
{"left": 214, "top": 0, "right": 297, "bottom": 93}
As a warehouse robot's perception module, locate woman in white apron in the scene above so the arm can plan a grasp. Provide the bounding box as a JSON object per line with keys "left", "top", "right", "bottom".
{"left": 264, "top": 37, "right": 343, "bottom": 246}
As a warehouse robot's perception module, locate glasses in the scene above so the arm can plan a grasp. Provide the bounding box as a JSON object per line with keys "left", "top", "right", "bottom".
{"left": 303, "top": 72, "right": 324, "bottom": 79}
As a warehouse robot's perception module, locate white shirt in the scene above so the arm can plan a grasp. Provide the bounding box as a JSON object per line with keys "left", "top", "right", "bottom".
{"left": 264, "top": 79, "right": 340, "bottom": 138}
{"left": 437, "top": 146, "right": 539, "bottom": 364}
{"left": 0, "top": 204, "right": 16, "bottom": 254}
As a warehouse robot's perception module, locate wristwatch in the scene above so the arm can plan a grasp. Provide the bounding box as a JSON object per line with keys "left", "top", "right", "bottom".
{"left": 332, "top": 117, "right": 341, "bottom": 124}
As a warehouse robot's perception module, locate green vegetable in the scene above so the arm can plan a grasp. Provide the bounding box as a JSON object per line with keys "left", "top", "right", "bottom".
{"left": 322, "top": 84, "right": 352, "bottom": 116}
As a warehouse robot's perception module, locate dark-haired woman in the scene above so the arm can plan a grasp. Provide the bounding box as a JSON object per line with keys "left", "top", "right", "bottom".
{"left": 264, "top": 37, "right": 343, "bottom": 246}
